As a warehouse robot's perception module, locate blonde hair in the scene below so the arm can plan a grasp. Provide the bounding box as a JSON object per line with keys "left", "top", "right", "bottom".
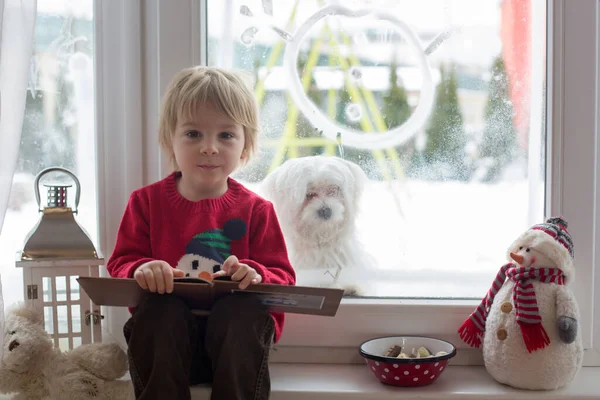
{"left": 159, "top": 66, "right": 260, "bottom": 170}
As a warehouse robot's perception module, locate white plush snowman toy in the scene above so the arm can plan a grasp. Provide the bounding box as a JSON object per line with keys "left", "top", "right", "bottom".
{"left": 458, "top": 217, "right": 583, "bottom": 390}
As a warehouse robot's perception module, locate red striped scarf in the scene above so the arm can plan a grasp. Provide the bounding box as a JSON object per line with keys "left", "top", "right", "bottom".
{"left": 458, "top": 264, "right": 565, "bottom": 353}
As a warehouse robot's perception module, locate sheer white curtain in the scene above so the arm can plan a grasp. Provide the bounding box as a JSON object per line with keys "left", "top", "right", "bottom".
{"left": 0, "top": 0, "right": 37, "bottom": 356}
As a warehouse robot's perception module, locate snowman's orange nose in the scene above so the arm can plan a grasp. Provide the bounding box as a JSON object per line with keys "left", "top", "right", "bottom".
{"left": 510, "top": 252, "right": 525, "bottom": 265}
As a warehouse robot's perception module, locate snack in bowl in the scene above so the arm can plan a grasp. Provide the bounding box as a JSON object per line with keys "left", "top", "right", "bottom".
{"left": 359, "top": 336, "right": 456, "bottom": 387}
{"left": 384, "top": 341, "right": 448, "bottom": 359}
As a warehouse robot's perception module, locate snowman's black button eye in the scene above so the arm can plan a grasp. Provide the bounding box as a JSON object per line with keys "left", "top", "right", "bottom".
{"left": 526, "top": 248, "right": 531, "bottom": 252}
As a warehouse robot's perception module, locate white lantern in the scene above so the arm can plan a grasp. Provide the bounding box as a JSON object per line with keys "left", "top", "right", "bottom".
{"left": 16, "top": 167, "right": 103, "bottom": 351}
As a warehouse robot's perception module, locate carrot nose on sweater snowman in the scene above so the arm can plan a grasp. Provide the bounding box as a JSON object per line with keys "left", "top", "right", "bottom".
{"left": 458, "top": 217, "right": 583, "bottom": 390}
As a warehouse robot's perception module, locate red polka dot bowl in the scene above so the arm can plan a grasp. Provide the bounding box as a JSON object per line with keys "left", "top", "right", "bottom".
{"left": 359, "top": 336, "right": 456, "bottom": 387}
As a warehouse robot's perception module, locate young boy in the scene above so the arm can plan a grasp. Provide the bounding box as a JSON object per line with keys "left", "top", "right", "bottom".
{"left": 106, "top": 66, "right": 296, "bottom": 400}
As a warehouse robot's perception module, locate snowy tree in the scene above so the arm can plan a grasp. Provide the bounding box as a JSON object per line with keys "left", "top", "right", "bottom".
{"left": 479, "top": 55, "right": 518, "bottom": 182}
{"left": 382, "top": 61, "right": 411, "bottom": 129}
{"left": 422, "top": 64, "right": 469, "bottom": 181}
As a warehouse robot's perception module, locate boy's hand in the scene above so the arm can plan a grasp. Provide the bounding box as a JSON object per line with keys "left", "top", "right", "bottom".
{"left": 213, "top": 255, "right": 262, "bottom": 289}
{"left": 134, "top": 260, "right": 185, "bottom": 294}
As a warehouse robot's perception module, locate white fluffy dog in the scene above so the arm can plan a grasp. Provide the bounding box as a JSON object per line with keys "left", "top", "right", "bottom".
{"left": 261, "top": 156, "right": 375, "bottom": 295}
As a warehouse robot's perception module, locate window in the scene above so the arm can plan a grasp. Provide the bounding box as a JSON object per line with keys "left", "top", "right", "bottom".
{"left": 204, "top": 0, "right": 547, "bottom": 299}
{"left": 0, "top": 0, "right": 96, "bottom": 345}
{"left": 97, "top": 0, "right": 599, "bottom": 364}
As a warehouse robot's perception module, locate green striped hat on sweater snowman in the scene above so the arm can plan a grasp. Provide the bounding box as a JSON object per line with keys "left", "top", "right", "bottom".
{"left": 176, "top": 219, "right": 246, "bottom": 278}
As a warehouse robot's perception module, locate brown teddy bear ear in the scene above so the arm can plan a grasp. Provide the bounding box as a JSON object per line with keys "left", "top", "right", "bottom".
{"left": 8, "top": 302, "right": 43, "bottom": 325}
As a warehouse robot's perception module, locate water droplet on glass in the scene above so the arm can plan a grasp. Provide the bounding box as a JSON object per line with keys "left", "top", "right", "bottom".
{"left": 28, "top": 57, "right": 38, "bottom": 97}
{"left": 240, "top": 5, "right": 253, "bottom": 17}
{"left": 353, "top": 32, "right": 368, "bottom": 46}
{"left": 349, "top": 67, "right": 362, "bottom": 80}
{"left": 241, "top": 27, "right": 258, "bottom": 46}
{"left": 336, "top": 132, "right": 345, "bottom": 159}
{"left": 262, "top": 0, "right": 274, "bottom": 16}
{"left": 272, "top": 26, "right": 293, "bottom": 42}
{"left": 345, "top": 103, "right": 362, "bottom": 122}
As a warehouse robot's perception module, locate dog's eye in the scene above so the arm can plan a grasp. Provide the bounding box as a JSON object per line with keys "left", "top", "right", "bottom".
{"left": 9, "top": 331, "right": 15, "bottom": 335}
{"left": 306, "top": 192, "right": 318, "bottom": 200}
{"left": 327, "top": 186, "right": 340, "bottom": 197}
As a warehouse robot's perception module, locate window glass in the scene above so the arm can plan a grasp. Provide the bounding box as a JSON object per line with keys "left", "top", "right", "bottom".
{"left": 0, "top": 0, "right": 96, "bottom": 307}
{"left": 206, "top": 0, "right": 546, "bottom": 298}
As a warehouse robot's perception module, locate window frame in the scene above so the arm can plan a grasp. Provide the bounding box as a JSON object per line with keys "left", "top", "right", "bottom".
{"left": 95, "top": 0, "right": 600, "bottom": 366}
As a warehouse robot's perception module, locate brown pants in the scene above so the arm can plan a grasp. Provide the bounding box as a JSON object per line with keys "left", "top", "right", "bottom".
{"left": 123, "top": 293, "right": 275, "bottom": 400}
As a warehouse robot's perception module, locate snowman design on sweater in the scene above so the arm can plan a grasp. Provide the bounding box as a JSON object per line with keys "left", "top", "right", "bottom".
{"left": 176, "top": 218, "right": 247, "bottom": 277}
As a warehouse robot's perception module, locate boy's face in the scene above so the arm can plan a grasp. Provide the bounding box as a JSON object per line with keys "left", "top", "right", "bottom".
{"left": 173, "top": 101, "right": 246, "bottom": 197}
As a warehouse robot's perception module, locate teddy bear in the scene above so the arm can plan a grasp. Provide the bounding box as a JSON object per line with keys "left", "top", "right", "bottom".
{"left": 0, "top": 303, "right": 134, "bottom": 400}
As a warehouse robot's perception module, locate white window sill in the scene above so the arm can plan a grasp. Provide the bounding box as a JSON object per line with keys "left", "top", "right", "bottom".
{"left": 186, "top": 364, "right": 600, "bottom": 400}
{"left": 1, "top": 363, "right": 593, "bottom": 399}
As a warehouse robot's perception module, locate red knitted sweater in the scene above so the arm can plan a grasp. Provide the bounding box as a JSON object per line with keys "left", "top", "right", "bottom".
{"left": 106, "top": 172, "right": 296, "bottom": 342}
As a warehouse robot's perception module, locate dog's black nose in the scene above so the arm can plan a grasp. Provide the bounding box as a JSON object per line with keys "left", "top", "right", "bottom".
{"left": 8, "top": 340, "right": 19, "bottom": 351}
{"left": 317, "top": 206, "right": 332, "bottom": 220}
